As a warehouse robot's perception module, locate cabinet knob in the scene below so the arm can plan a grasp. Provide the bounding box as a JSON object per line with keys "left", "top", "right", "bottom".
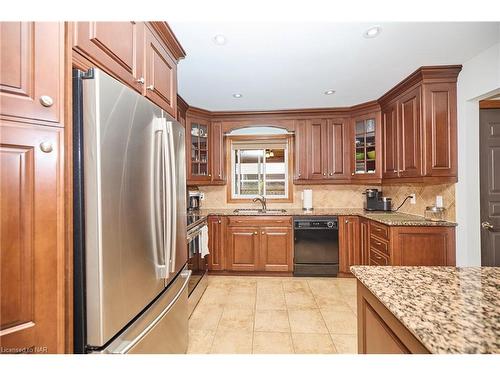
{"left": 40, "top": 141, "right": 53, "bottom": 153}
{"left": 136, "top": 77, "right": 145, "bottom": 84}
{"left": 298, "top": 173, "right": 301, "bottom": 177}
{"left": 147, "top": 85, "right": 154, "bottom": 91}
{"left": 329, "top": 173, "right": 333, "bottom": 176}
{"left": 351, "top": 172, "right": 355, "bottom": 176}
{"left": 323, "top": 172, "right": 326, "bottom": 176}
{"left": 218, "top": 220, "right": 221, "bottom": 224}
{"left": 208, "top": 174, "right": 212, "bottom": 177}
{"left": 254, "top": 231, "right": 258, "bottom": 235}
{"left": 345, "top": 220, "right": 349, "bottom": 224}
{"left": 261, "top": 231, "right": 265, "bottom": 234}
{"left": 39, "top": 95, "right": 54, "bottom": 107}
{"left": 218, "top": 173, "right": 221, "bottom": 177}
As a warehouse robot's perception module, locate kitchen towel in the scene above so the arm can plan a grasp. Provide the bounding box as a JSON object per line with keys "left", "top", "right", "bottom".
{"left": 200, "top": 225, "right": 210, "bottom": 258}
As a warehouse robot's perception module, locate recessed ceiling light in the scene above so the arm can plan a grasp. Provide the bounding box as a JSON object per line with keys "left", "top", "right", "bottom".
{"left": 232, "top": 93, "right": 243, "bottom": 98}
{"left": 324, "top": 89, "right": 335, "bottom": 95}
{"left": 213, "top": 34, "right": 227, "bottom": 45}
{"left": 364, "top": 25, "right": 381, "bottom": 39}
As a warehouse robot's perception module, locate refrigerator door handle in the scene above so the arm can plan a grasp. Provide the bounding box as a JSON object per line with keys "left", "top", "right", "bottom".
{"left": 166, "top": 121, "right": 177, "bottom": 273}
{"left": 114, "top": 269, "right": 192, "bottom": 354}
{"left": 152, "top": 122, "right": 167, "bottom": 278}
{"left": 162, "top": 119, "right": 173, "bottom": 276}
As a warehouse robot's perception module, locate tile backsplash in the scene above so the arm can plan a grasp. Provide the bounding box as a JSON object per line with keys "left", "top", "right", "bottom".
{"left": 197, "top": 183, "right": 456, "bottom": 221}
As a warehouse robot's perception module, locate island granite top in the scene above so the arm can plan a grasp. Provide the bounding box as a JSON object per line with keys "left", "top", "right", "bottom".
{"left": 350, "top": 266, "right": 500, "bottom": 354}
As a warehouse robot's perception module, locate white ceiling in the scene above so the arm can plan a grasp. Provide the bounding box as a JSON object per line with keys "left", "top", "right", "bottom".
{"left": 169, "top": 22, "right": 500, "bottom": 111}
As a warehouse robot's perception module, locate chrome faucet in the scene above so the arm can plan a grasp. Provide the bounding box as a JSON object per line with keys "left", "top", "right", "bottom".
{"left": 253, "top": 195, "right": 267, "bottom": 211}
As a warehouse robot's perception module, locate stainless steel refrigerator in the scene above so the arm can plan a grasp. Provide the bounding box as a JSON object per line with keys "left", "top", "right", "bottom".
{"left": 73, "top": 68, "right": 190, "bottom": 353}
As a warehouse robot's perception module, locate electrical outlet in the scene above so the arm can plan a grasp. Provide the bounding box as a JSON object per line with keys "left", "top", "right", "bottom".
{"left": 200, "top": 193, "right": 205, "bottom": 200}
{"left": 410, "top": 193, "right": 416, "bottom": 204}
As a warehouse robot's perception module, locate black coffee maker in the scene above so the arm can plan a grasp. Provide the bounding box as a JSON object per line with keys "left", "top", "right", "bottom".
{"left": 363, "top": 189, "right": 392, "bottom": 211}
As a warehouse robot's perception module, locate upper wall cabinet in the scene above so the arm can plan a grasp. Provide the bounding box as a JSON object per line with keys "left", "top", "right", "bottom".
{"left": 73, "top": 22, "right": 145, "bottom": 93}
{"left": 379, "top": 65, "right": 461, "bottom": 183}
{"left": 72, "top": 22, "right": 185, "bottom": 119}
{"left": 0, "top": 22, "right": 64, "bottom": 126}
{"left": 144, "top": 25, "right": 177, "bottom": 117}
{"left": 185, "top": 113, "right": 226, "bottom": 186}
{"left": 302, "top": 118, "right": 350, "bottom": 183}
{"left": 350, "top": 105, "right": 382, "bottom": 183}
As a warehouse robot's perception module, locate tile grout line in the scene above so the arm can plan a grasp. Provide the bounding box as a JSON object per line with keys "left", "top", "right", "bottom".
{"left": 307, "top": 279, "right": 339, "bottom": 354}
{"left": 207, "top": 282, "right": 230, "bottom": 354}
{"left": 282, "top": 280, "right": 297, "bottom": 354}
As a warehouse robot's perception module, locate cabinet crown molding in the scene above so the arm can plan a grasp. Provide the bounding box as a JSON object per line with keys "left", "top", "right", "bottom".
{"left": 148, "top": 22, "right": 186, "bottom": 61}
{"left": 377, "top": 65, "right": 462, "bottom": 107}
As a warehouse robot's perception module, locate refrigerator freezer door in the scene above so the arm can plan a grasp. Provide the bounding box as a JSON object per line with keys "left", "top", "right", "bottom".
{"left": 97, "top": 268, "right": 191, "bottom": 354}
{"left": 83, "top": 69, "right": 168, "bottom": 347}
{"left": 165, "top": 119, "right": 188, "bottom": 286}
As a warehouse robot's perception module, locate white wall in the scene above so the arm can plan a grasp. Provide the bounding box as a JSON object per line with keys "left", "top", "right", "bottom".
{"left": 456, "top": 36, "right": 500, "bottom": 266}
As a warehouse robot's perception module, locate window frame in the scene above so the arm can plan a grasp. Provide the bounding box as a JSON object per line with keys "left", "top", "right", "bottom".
{"left": 226, "top": 134, "right": 294, "bottom": 203}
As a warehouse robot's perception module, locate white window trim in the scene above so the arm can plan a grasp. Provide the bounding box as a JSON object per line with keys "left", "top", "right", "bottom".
{"left": 230, "top": 142, "right": 289, "bottom": 200}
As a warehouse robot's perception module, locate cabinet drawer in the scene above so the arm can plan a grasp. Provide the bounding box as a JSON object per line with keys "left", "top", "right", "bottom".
{"left": 370, "top": 221, "right": 390, "bottom": 240}
{"left": 227, "top": 216, "right": 292, "bottom": 227}
{"left": 369, "top": 248, "right": 390, "bottom": 266}
{"left": 369, "top": 236, "right": 390, "bottom": 256}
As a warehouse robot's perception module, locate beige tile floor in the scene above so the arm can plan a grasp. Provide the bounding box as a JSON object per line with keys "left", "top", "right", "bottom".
{"left": 188, "top": 275, "right": 358, "bottom": 354}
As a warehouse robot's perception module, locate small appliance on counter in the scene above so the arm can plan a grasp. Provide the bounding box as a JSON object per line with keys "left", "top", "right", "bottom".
{"left": 301, "top": 189, "right": 313, "bottom": 211}
{"left": 363, "top": 189, "right": 392, "bottom": 211}
{"left": 188, "top": 190, "right": 202, "bottom": 211}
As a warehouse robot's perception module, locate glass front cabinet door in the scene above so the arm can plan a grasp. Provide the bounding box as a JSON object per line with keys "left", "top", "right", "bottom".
{"left": 188, "top": 120, "right": 211, "bottom": 182}
{"left": 351, "top": 112, "right": 382, "bottom": 182}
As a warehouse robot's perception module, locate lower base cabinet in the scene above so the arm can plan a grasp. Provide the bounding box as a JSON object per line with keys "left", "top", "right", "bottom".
{"left": 207, "top": 216, "right": 293, "bottom": 273}
{"left": 339, "top": 216, "right": 456, "bottom": 275}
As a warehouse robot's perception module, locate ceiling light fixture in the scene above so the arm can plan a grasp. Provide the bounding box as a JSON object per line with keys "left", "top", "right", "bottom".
{"left": 232, "top": 93, "right": 243, "bottom": 98}
{"left": 364, "top": 25, "right": 382, "bottom": 39}
{"left": 324, "top": 89, "right": 335, "bottom": 95}
{"left": 213, "top": 34, "right": 227, "bottom": 45}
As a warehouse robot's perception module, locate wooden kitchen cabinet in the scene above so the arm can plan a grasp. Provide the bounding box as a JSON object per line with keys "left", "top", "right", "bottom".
{"left": 186, "top": 117, "right": 226, "bottom": 185}
{"left": 305, "top": 118, "right": 350, "bottom": 182}
{"left": 73, "top": 22, "right": 145, "bottom": 94}
{"left": 294, "top": 119, "right": 308, "bottom": 181}
{"left": 339, "top": 216, "right": 361, "bottom": 276}
{"left": 390, "top": 226, "right": 456, "bottom": 266}
{"left": 260, "top": 227, "right": 293, "bottom": 272}
{"left": 0, "top": 22, "right": 64, "bottom": 126}
{"left": 210, "top": 121, "right": 225, "bottom": 184}
{"left": 187, "top": 117, "right": 211, "bottom": 183}
{"left": 208, "top": 216, "right": 225, "bottom": 271}
{"left": 359, "top": 218, "right": 370, "bottom": 265}
{"left": 224, "top": 216, "right": 293, "bottom": 273}
{"left": 226, "top": 226, "right": 260, "bottom": 271}
{"left": 379, "top": 66, "right": 461, "bottom": 183}
{"left": 382, "top": 101, "right": 399, "bottom": 179}
{"left": 325, "top": 119, "right": 350, "bottom": 180}
{"left": 398, "top": 86, "right": 422, "bottom": 178}
{"left": 350, "top": 110, "right": 382, "bottom": 183}
{"left": 422, "top": 82, "right": 458, "bottom": 178}
{"left": 72, "top": 22, "right": 185, "bottom": 120}
{"left": 0, "top": 121, "right": 65, "bottom": 353}
{"left": 144, "top": 25, "right": 177, "bottom": 117}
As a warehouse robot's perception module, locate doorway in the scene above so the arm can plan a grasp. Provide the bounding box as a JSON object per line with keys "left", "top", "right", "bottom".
{"left": 479, "top": 96, "right": 500, "bottom": 266}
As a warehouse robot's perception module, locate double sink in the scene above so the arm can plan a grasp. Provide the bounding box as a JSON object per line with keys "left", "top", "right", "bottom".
{"left": 233, "top": 208, "right": 287, "bottom": 214}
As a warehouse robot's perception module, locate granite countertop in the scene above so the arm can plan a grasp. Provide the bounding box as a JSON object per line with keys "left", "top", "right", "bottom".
{"left": 350, "top": 266, "right": 500, "bottom": 354}
{"left": 197, "top": 208, "right": 457, "bottom": 227}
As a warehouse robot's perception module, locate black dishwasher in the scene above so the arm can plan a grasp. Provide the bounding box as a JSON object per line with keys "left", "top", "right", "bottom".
{"left": 293, "top": 217, "right": 339, "bottom": 276}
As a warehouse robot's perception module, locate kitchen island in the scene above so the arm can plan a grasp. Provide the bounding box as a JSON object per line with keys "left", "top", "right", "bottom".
{"left": 351, "top": 266, "right": 500, "bottom": 354}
